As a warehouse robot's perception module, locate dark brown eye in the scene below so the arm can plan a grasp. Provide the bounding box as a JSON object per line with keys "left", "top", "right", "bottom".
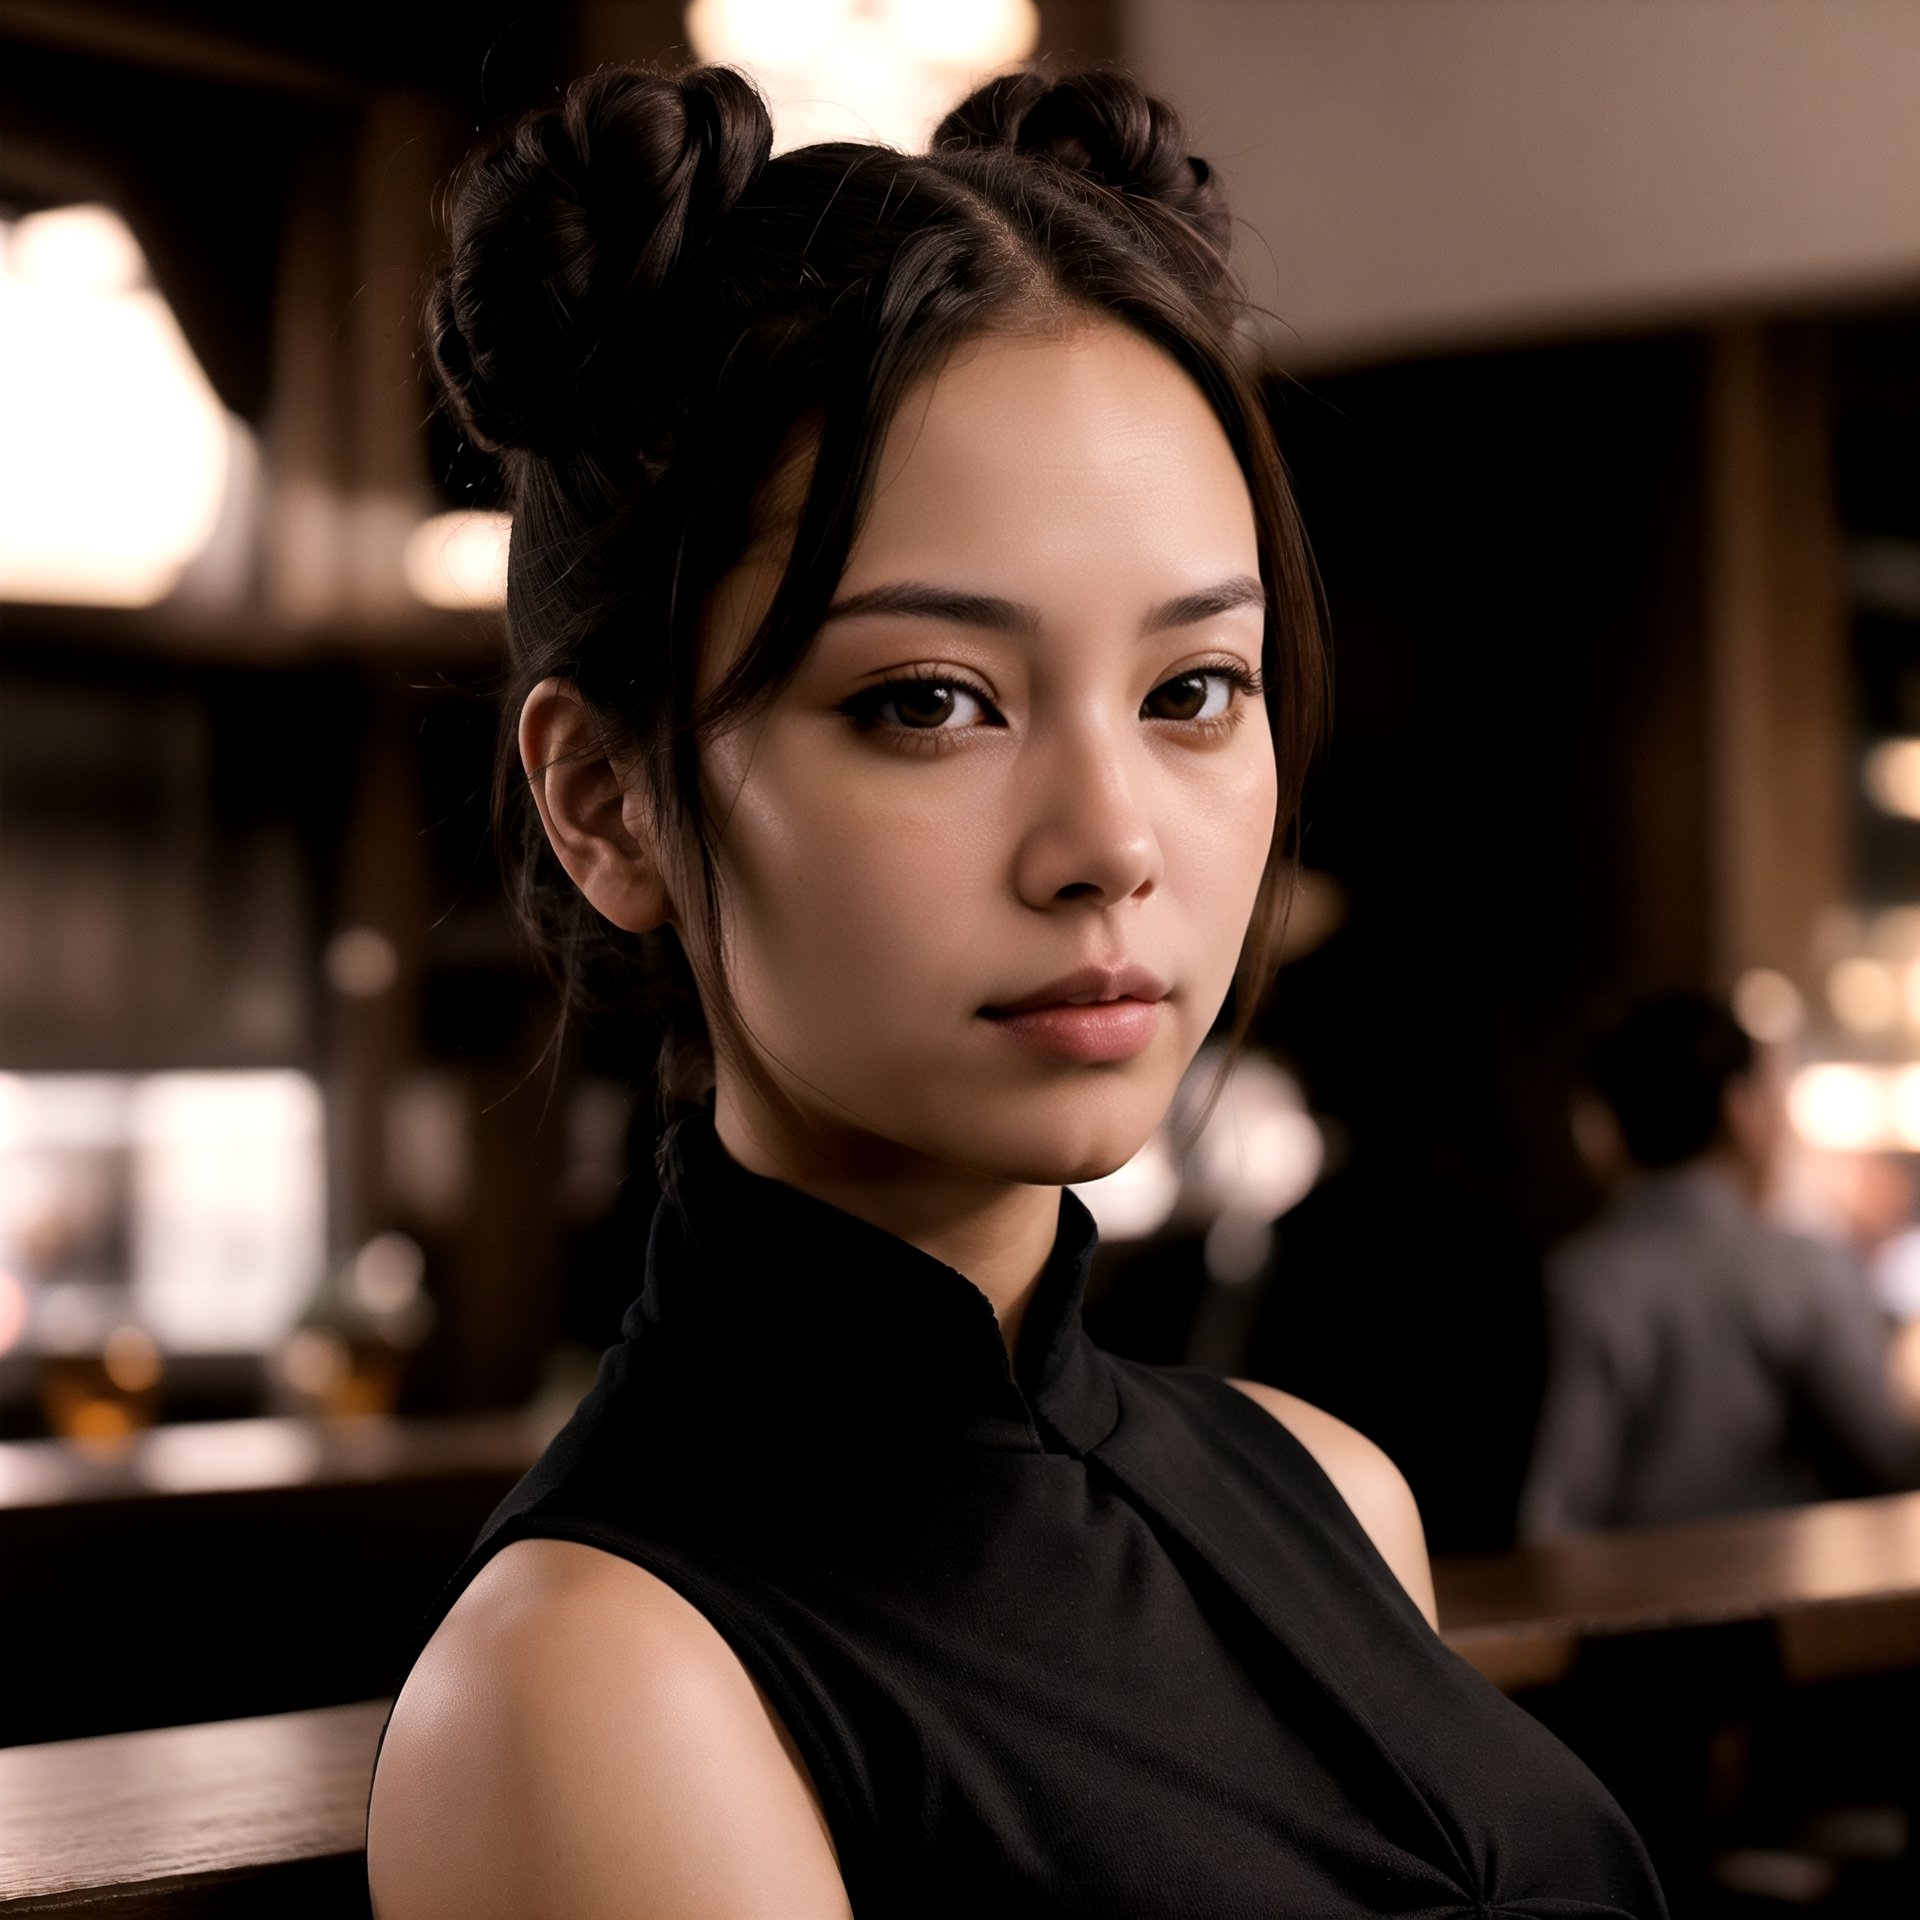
{"left": 1144, "top": 672, "right": 1223, "bottom": 723}
{"left": 889, "top": 681, "right": 959, "bottom": 729}
{"left": 841, "top": 677, "right": 999, "bottom": 735}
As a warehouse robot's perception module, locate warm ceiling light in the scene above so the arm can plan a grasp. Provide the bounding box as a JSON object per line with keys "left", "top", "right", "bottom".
{"left": 690, "top": 0, "right": 842, "bottom": 68}
{"left": 0, "top": 204, "right": 233, "bottom": 607}
{"left": 890, "top": 0, "right": 1039, "bottom": 66}
{"left": 687, "top": 0, "right": 1040, "bottom": 152}
{"left": 404, "top": 509, "right": 510, "bottom": 610}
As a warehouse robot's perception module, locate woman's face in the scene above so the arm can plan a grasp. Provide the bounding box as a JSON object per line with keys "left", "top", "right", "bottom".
{"left": 693, "top": 318, "right": 1277, "bottom": 1188}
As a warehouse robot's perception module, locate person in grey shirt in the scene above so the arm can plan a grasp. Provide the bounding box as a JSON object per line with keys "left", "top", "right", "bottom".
{"left": 1520, "top": 993, "right": 1920, "bottom": 1540}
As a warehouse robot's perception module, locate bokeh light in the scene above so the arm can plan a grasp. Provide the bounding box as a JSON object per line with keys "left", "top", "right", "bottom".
{"left": 1072, "top": 1131, "right": 1180, "bottom": 1241}
{"left": 1788, "top": 1063, "right": 1888, "bottom": 1152}
{"left": 403, "top": 509, "right": 510, "bottom": 611}
{"left": 1731, "top": 967, "right": 1805, "bottom": 1044}
{"left": 1827, "top": 956, "right": 1900, "bottom": 1034}
{"left": 1863, "top": 739, "right": 1920, "bottom": 820}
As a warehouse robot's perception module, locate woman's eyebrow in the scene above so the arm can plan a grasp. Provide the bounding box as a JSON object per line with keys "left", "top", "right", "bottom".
{"left": 823, "top": 583, "right": 1040, "bottom": 635}
{"left": 1142, "top": 575, "right": 1267, "bottom": 632}
{"left": 823, "top": 574, "right": 1267, "bottom": 636}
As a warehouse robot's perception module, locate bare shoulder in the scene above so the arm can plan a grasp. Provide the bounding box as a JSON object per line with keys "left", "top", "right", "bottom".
{"left": 368, "top": 1537, "right": 851, "bottom": 1920}
{"left": 1225, "top": 1380, "right": 1438, "bottom": 1629}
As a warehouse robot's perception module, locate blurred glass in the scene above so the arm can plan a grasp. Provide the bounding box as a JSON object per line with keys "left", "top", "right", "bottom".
{"left": 270, "top": 1232, "right": 434, "bottom": 1421}
{"left": 37, "top": 1303, "right": 164, "bottom": 1452}
{"left": 274, "top": 1325, "right": 405, "bottom": 1421}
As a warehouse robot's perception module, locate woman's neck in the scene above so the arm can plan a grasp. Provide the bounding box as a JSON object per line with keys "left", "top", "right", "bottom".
{"left": 712, "top": 1091, "right": 1063, "bottom": 1360}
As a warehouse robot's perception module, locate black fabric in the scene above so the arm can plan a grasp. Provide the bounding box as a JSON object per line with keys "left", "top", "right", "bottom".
{"left": 409, "top": 1115, "right": 1665, "bottom": 1917}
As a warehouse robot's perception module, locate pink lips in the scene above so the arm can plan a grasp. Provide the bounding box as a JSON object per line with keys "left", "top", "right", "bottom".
{"left": 980, "top": 964, "right": 1169, "bottom": 1065}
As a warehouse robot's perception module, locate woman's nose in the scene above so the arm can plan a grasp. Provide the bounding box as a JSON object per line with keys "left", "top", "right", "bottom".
{"left": 1012, "top": 727, "right": 1163, "bottom": 911}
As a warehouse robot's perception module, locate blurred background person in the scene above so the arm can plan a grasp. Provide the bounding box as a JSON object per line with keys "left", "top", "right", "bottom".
{"left": 1520, "top": 992, "right": 1920, "bottom": 1539}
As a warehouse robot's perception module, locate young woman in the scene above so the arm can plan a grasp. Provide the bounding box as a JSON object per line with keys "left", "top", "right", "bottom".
{"left": 369, "top": 64, "right": 1664, "bottom": 1918}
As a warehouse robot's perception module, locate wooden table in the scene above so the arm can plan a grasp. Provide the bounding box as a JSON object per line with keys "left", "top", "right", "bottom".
{"left": 0, "top": 1701, "right": 384, "bottom": 1916}
{"left": 1436, "top": 1489, "right": 1920, "bottom": 1690}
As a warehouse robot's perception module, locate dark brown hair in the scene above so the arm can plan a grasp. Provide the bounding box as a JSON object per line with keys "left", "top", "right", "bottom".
{"left": 427, "top": 63, "right": 1326, "bottom": 1101}
{"left": 1585, "top": 993, "right": 1756, "bottom": 1169}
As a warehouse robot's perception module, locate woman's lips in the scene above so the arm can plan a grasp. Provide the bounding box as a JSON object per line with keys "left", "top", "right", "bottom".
{"left": 981, "top": 997, "right": 1164, "bottom": 1064}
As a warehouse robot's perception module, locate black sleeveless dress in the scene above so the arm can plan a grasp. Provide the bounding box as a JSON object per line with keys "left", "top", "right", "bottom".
{"left": 407, "top": 1118, "right": 1664, "bottom": 1917}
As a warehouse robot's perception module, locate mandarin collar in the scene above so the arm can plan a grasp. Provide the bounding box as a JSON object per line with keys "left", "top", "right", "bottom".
{"left": 625, "top": 1114, "right": 1119, "bottom": 1456}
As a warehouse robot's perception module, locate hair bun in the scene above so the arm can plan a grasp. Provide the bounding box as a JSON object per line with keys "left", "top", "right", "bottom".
{"left": 428, "top": 65, "right": 772, "bottom": 459}
{"left": 933, "top": 70, "right": 1230, "bottom": 267}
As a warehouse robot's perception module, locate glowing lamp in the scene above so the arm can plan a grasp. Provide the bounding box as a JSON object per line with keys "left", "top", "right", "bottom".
{"left": 687, "top": 0, "right": 1040, "bottom": 152}
{"left": 0, "top": 204, "right": 234, "bottom": 607}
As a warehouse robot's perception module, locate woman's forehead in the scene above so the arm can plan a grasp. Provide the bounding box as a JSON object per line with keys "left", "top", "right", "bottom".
{"left": 842, "top": 322, "right": 1257, "bottom": 598}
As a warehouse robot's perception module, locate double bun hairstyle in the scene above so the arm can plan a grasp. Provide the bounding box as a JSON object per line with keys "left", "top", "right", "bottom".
{"left": 426, "top": 62, "right": 1326, "bottom": 1094}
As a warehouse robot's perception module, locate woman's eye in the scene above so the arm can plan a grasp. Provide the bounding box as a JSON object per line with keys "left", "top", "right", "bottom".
{"left": 1143, "top": 670, "right": 1237, "bottom": 724}
{"left": 847, "top": 677, "right": 996, "bottom": 733}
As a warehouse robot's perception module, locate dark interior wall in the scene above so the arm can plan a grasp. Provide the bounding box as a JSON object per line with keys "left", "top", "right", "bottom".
{"left": 1224, "top": 334, "right": 1710, "bottom": 1550}
{"left": 1266, "top": 333, "right": 1709, "bottom": 1221}
{"left": 1839, "top": 312, "right": 1920, "bottom": 912}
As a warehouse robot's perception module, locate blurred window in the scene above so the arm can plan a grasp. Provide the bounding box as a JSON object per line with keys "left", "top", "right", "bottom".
{"left": 0, "top": 1070, "right": 324, "bottom": 1355}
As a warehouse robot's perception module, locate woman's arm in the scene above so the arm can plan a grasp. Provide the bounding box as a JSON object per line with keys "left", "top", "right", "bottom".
{"left": 1226, "top": 1380, "right": 1439, "bottom": 1630}
{"left": 368, "top": 1538, "right": 853, "bottom": 1920}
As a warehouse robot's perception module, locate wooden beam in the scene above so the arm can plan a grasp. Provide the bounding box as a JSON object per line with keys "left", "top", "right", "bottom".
{"left": 1702, "top": 320, "right": 1850, "bottom": 992}
{"left": 0, "top": 1, "right": 363, "bottom": 101}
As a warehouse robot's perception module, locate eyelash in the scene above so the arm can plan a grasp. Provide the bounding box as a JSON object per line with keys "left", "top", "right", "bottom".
{"left": 839, "top": 662, "right": 1265, "bottom": 749}
{"left": 1144, "top": 662, "right": 1265, "bottom": 730}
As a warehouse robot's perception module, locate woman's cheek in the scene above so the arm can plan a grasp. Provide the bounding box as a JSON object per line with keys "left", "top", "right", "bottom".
{"left": 1172, "top": 744, "right": 1275, "bottom": 880}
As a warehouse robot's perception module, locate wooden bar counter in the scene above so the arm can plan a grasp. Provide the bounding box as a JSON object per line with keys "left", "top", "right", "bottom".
{"left": 1435, "top": 1489, "right": 1920, "bottom": 1691}
{"left": 0, "top": 1701, "right": 384, "bottom": 1916}
{"left": 0, "top": 1413, "right": 555, "bottom": 1747}
{"left": 7, "top": 1485, "right": 1920, "bottom": 1911}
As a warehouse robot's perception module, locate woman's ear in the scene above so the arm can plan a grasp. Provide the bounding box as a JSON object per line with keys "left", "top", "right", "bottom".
{"left": 519, "top": 677, "right": 675, "bottom": 934}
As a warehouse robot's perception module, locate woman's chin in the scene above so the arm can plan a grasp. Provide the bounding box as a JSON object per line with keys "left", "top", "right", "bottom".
{"left": 945, "top": 1104, "right": 1163, "bottom": 1191}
